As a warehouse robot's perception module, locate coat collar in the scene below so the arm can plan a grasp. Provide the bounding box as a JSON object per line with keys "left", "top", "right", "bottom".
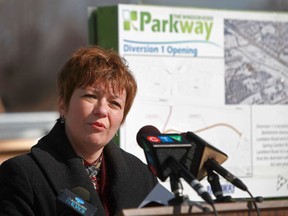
{"left": 31, "top": 120, "right": 137, "bottom": 215}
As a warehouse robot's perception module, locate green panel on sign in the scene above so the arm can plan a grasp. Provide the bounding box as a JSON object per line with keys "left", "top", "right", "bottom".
{"left": 89, "top": 6, "right": 119, "bottom": 51}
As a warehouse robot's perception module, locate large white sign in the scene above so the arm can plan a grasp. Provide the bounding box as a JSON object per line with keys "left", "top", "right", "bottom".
{"left": 113, "top": 4, "right": 288, "bottom": 200}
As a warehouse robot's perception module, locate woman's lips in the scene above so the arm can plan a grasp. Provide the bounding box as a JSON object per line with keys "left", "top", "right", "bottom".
{"left": 89, "top": 122, "right": 106, "bottom": 130}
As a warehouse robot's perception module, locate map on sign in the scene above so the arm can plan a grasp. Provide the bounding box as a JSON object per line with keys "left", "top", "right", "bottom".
{"left": 224, "top": 19, "right": 288, "bottom": 105}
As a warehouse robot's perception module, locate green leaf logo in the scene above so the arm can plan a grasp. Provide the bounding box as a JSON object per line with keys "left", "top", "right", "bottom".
{"left": 123, "top": 10, "right": 138, "bottom": 31}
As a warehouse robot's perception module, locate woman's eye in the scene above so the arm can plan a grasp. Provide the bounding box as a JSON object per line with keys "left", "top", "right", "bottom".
{"left": 83, "top": 94, "right": 97, "bottom": 99}
{"left": 110, "top": 101, "right": 122, "bottom": 109}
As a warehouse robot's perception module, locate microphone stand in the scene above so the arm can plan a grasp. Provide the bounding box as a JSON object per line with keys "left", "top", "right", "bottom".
{"left": 168, "top": 174, "right": 186, "bottom": 205}
{"left": 207, "top": 169, "right": 232, "bottom": 202}
{"left": 168, "top": 170, "right": 210, "bottom": 213}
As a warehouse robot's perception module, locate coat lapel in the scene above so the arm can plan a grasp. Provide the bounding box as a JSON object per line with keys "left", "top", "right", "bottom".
{"left": 104, "top": 142, "right": 139, "bottom": 213}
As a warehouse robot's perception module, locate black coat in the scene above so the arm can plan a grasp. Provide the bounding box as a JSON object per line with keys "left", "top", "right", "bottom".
{"left": 0, "top": 121, "right": 158, "bottom": 216}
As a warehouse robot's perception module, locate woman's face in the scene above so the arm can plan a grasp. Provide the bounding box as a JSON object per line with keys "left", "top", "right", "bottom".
{"left": 59, "top": 84, "right": 126, "bottom": 156}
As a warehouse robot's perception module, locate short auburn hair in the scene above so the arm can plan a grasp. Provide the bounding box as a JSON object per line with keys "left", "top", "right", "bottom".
{"left": 57, "top": 45, "right": 137, "bottom": 123}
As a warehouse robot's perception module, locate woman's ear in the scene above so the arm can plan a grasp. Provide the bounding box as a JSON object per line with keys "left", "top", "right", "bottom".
{"left": 58, "top": 98, "right": 66, "bottom": 116}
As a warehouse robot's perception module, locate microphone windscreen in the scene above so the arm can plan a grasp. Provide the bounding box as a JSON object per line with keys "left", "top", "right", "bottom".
{"left": 56, "top": 187, "right": 97, "bottom": 216}
{"left": 136, "top": 125, "right": 161, "bottom": 148}
{"left": 71, "top": 187, "right": 90, "bottom": 202}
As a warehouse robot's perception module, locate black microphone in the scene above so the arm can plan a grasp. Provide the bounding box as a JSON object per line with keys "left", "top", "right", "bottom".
{"left": 167, "top": 156, "right": 214, "bottom": 205}
{"left": 136, "top": 125, "right": 192, "bottom": 181}
{"left": 184, "top": 131, "right": 248, "bottom": 191}
{"left": 56, "top": 187, "right": 97, "bottom": 216}
{"left": 136, "top": 125, "right": 213, "bottom": 205}
{"left": 205, "top": 158, "right": 248, "bottom": 191}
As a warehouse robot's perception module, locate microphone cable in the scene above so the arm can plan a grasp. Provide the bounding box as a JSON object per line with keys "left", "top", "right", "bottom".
{"left": 246, "top": 190, "right": 262, "bottom": 216}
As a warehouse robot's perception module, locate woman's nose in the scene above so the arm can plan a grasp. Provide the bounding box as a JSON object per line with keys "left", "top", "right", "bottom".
{"left": 93, "top": 99, "right": 108, "bottom": 117}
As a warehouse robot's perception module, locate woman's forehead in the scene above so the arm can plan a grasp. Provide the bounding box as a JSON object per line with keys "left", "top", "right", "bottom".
{"left": 86, "top": 83, "right": 126, "bottom": 97}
